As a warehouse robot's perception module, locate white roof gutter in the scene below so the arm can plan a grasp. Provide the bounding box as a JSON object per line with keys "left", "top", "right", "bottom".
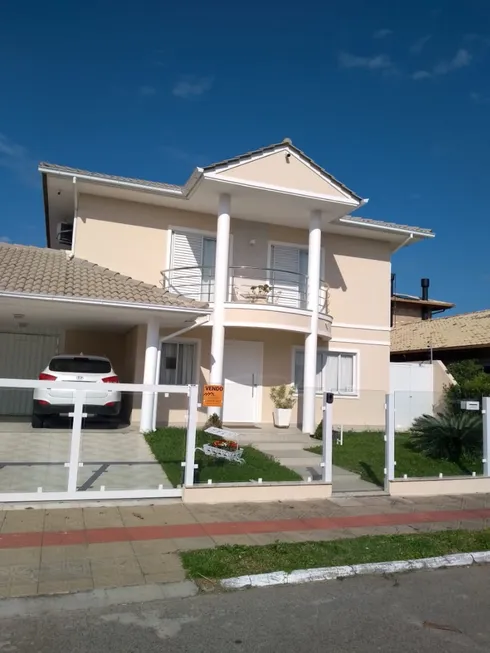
{"left": 0, "top": 290, "right": 212, "bottom": 315}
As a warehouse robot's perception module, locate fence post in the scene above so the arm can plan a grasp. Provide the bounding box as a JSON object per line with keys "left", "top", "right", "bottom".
{"left": 384, "top": 393, "right": 395, "bottom": 492}
{"left": 322, "top": 392, "right": 333, "bottom": 483}
{"left": 184, "top": 384, "right": 199, "bottom": 486}
{"left": 483, "top": 397, "right": 490, "bottom": 477}
{"left": 67, "top": 389, "right": 84, "bottom": 493}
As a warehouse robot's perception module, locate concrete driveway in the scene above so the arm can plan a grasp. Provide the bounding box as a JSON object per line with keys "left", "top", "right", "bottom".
{"left": 0, "top": 420, "right": 172, "bottom": 494}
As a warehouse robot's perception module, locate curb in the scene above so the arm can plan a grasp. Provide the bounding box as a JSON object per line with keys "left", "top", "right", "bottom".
{"left": 220, "top": 551, "right": 490, "bottom": 590}
{"left": 0, "top": 580, "right": 199, "bottom": 618}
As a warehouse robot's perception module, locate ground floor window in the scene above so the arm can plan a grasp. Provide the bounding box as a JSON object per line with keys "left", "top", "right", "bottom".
{"left": 160, "top": 342, "right": 197, "bottom": 384}
{"left": 293, "top": 349, "right": 356, "bottom": 395}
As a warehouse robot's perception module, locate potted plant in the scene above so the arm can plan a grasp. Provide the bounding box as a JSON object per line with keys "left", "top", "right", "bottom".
{"left": 245, "top": 284, "right": 271, "bottom": 304}
{"left": 270, "top": 384, "right": 296, "bottom": 428}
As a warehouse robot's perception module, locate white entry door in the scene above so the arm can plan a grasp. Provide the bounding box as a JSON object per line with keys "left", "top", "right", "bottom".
{"left": 223, "top": 340, "right": 263, "bottom": 424}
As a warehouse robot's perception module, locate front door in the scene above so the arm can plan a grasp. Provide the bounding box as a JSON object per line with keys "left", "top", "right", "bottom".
{"left": 222, "top": 340, "right": 263, "bottom": 424}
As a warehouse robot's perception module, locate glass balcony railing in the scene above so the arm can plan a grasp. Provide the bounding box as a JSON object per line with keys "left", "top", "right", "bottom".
{"left": 161, "top": 266, "right": 329, "bottom": 314}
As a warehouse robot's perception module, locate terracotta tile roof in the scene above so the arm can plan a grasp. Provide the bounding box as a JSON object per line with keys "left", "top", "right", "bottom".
{"left": 391, "top": 310, "right": 490, "bottom": 353}
{"left": 0, "top": 243, "right": 207, "bottom": 310}
{"left": 39, "top": 162, "right": 182, "bottom": 193}
{"left": 203, "top": 138, "right": 364, "bottom": 202}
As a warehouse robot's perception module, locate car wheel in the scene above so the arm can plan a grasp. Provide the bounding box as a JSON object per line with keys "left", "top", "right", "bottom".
{"left": 31, "top": 413, "right": 44, "bottom": 429}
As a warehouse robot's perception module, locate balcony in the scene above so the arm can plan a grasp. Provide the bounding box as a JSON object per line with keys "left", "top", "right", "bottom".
{"left": 161, "top": 266, "right": 329, "bottom": 315}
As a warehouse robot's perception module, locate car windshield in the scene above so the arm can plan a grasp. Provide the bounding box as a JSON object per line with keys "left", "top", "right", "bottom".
{"left": 48, "top": 357, "right": 112, "bottom": 374}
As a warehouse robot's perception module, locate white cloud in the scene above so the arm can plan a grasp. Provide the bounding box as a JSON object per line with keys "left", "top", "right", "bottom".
{"left": 433, "top": 48, "right": 471, "bottom": 74}
{"left": 0, "top": 134, "right": 37, "bottom": 187}
{"left": 338, "top": 51, "right": 393, "bottom": 71}
{"left": 411, "top": 70, "right": 432, "bottom": 80}
{"left": 409, "top": 35, "right": 431, "bottom": 55}
{"left": 139, "top": 85, "right": 156, "bottom": 96}
{"left": 172, "top": 76, "right": 213, "bottom": 99}
{"left": 0, "top": 236, "right": 11, "bottom": 243}
{"left": 411, "top": 48, "right": 472, "bottom": 80}
{"left": 470, "top": 91, "right": 490, "bottom": 105}
{"left": 373, "top": 28, "right": 392, "bottom": 39}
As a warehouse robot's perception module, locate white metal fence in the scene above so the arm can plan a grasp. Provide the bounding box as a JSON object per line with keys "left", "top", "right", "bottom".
{"left": 0, "top": 378, "right": 197, "bottom": 502}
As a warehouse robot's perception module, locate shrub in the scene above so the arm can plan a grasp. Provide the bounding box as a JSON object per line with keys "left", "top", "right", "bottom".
{"left": 409, "top": 411, "right": 482, "bottom": 463}
{"left": 444, "top": 372, "right": 490, "bottom": 414}
{"left": 313, "top": 419, "right": 323, "bottom": 440}
{"left": 270, "top": 384, "right": 296, "bottom": 409}
{"left": 204, "top": 413, "right": 222, "bottom": 429}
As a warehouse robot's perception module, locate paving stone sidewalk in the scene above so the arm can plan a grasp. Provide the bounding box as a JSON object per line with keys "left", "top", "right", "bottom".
{"left": 1, "top": 493, "right": 490, "bottom": 598}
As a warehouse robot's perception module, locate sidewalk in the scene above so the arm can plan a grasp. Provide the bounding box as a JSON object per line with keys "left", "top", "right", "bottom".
{"left": 1, "top": 493, "right": 490, "bottom": 598}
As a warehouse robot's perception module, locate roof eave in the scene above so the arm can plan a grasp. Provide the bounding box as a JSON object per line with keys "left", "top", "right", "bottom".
{"left": 338, "top": 217, "right": 434, "bottom": 239}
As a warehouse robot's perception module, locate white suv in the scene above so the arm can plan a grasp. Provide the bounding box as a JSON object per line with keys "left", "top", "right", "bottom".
{"left": 32, "top": 355, "right": 121, "bottom": 428}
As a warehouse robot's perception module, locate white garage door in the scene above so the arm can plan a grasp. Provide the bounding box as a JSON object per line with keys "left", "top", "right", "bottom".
{"left": 0, "top": 332, "right": 60, "bottom": 415}
{"left": 390, "top": 362, "right": 434, "bottom": 430}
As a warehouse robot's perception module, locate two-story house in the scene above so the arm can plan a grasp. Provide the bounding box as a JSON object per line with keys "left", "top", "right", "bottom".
{"left": 0, "top": 139, "right": 434, "bottom": 433}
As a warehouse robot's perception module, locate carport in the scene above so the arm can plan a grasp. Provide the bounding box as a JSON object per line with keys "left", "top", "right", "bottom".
{"left": 0, "top": 243, "right": 209, "bottom": 500}
{"left": 0, "top": 242, "right": 210, "bottom": 425}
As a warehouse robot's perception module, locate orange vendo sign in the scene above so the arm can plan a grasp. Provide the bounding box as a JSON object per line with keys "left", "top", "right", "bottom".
{"left": 202, "top": 384, "right": 224, "bottom": 407}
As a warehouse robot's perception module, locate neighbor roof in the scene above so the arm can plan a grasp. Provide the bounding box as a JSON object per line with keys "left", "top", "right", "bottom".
{"left": 203, "top": 138, "right": 363, "bottom": 202}
{"left": 392, "top": 293, "right": 454, "bottom": 308}
{"left": 0, "top": 243, "right": 207, "bottom": 310}
{"left": 391, "top": 310, "right": 490, "bottom": 353}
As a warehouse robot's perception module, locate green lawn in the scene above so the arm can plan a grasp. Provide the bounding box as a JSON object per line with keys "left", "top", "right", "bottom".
{"left": 145, "top": 427, "right": 302, "bottom": 487}
{"left": 181, "top": 528, "right": 490, "bottom": 579}
{"left": 306, "top": 431, "right": 482, "bottom": 487}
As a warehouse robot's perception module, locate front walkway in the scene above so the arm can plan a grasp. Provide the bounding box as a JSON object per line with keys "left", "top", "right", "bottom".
{"left": 239, "top": 426, "right": 379, "bottom": 492}
{"left": 0, "top": 493, "right": 489, "bottom": 598}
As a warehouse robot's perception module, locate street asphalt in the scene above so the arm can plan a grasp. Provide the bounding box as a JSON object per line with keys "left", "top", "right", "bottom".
{"left": 1, "top": 566, "right": 489, "bottom": 652}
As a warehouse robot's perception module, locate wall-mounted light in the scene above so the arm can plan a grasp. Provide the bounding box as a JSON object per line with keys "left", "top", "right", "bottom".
{"left": 249, "top": 239, "right": 256, "bottom": 246}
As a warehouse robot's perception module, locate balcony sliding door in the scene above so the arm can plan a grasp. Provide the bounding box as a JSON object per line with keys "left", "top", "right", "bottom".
{"left": 169, "top": 231, "right": 216, "bottom": 301}
{"left": 270, "top": 245, "right": 308, "bottom": 309}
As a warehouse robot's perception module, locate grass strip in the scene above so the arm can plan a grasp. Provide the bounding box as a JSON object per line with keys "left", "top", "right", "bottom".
{"left": 181, "top": 529, "right": 490, "bottom": 579}
{"left": 306, "top": 432, "right": 481, "bottom": 487}
{"left": 145, "top": 427, "right": 302, "bottom": 487}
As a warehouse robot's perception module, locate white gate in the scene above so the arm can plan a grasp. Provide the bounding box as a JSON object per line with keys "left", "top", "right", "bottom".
{"left": 390, "top": 362, "right": 434, "bottom": 430}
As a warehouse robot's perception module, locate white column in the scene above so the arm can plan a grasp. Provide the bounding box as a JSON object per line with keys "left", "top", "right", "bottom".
{"left": 302, "top": 210, "right": 322, "bottom": 434}
{"left": 208, "top": 193, "right": 231, "bottom": 416}
{"left": 140, "top": 318, "right": 160, "bottom": 433}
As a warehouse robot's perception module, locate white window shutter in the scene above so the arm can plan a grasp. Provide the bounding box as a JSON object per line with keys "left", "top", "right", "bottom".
{"left": 271, "top": 245, "right": 306, "bottom": 308}
{"left": 170, "top": 231, "right": 204, "bottom": 299}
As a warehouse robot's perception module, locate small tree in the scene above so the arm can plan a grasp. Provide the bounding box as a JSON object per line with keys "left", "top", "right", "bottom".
{"left": 270, "top": 384, "right": 296, "bottom": 409}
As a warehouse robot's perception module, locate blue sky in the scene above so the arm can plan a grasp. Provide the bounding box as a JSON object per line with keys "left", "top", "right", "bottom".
{"left": 0, "top": 0, "right": 489, "bottom": 314}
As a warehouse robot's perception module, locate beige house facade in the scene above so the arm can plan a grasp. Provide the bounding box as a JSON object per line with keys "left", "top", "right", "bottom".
{"left": 29, "top": 139, "right": 434, "bottom": 432}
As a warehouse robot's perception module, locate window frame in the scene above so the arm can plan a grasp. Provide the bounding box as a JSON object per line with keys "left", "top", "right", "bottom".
{"left": 158, "top": 338, "right": 201, "bottom": 386}
{"left": 291, "top": 346, "right": 359, "bottom": 398}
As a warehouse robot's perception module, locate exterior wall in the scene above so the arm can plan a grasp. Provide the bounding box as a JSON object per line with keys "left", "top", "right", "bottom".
{"left": 214, "top": 150, "right": 348, "bottom": 199}
{"left": 137, "top": 325, "right": 390, "bottom": 429}
{"left": 75, "top": 194, "right": 391, "bottom": 328}
{"left": 392, "top": 303, "right": 423, "bottom": 326}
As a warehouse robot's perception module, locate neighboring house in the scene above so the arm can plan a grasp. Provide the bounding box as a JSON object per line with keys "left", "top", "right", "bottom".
{"left": 390, "top": 276, "right": 454, "bottom": 327}
{"left": 391, "top": 310, "right": 490, "bottom": 366}
{"left": 0, "top": 139, "right": 434, "bottom": 432}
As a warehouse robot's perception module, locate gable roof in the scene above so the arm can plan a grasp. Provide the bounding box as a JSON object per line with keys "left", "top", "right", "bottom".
{"left": 0, "top": 243, "right": 207, "bottom": 310}
{"left": 391, "top": 310, "right": 490, "bottom": 353}
{"left": 203, "top": 138, "right": 363, "bottom": 202}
